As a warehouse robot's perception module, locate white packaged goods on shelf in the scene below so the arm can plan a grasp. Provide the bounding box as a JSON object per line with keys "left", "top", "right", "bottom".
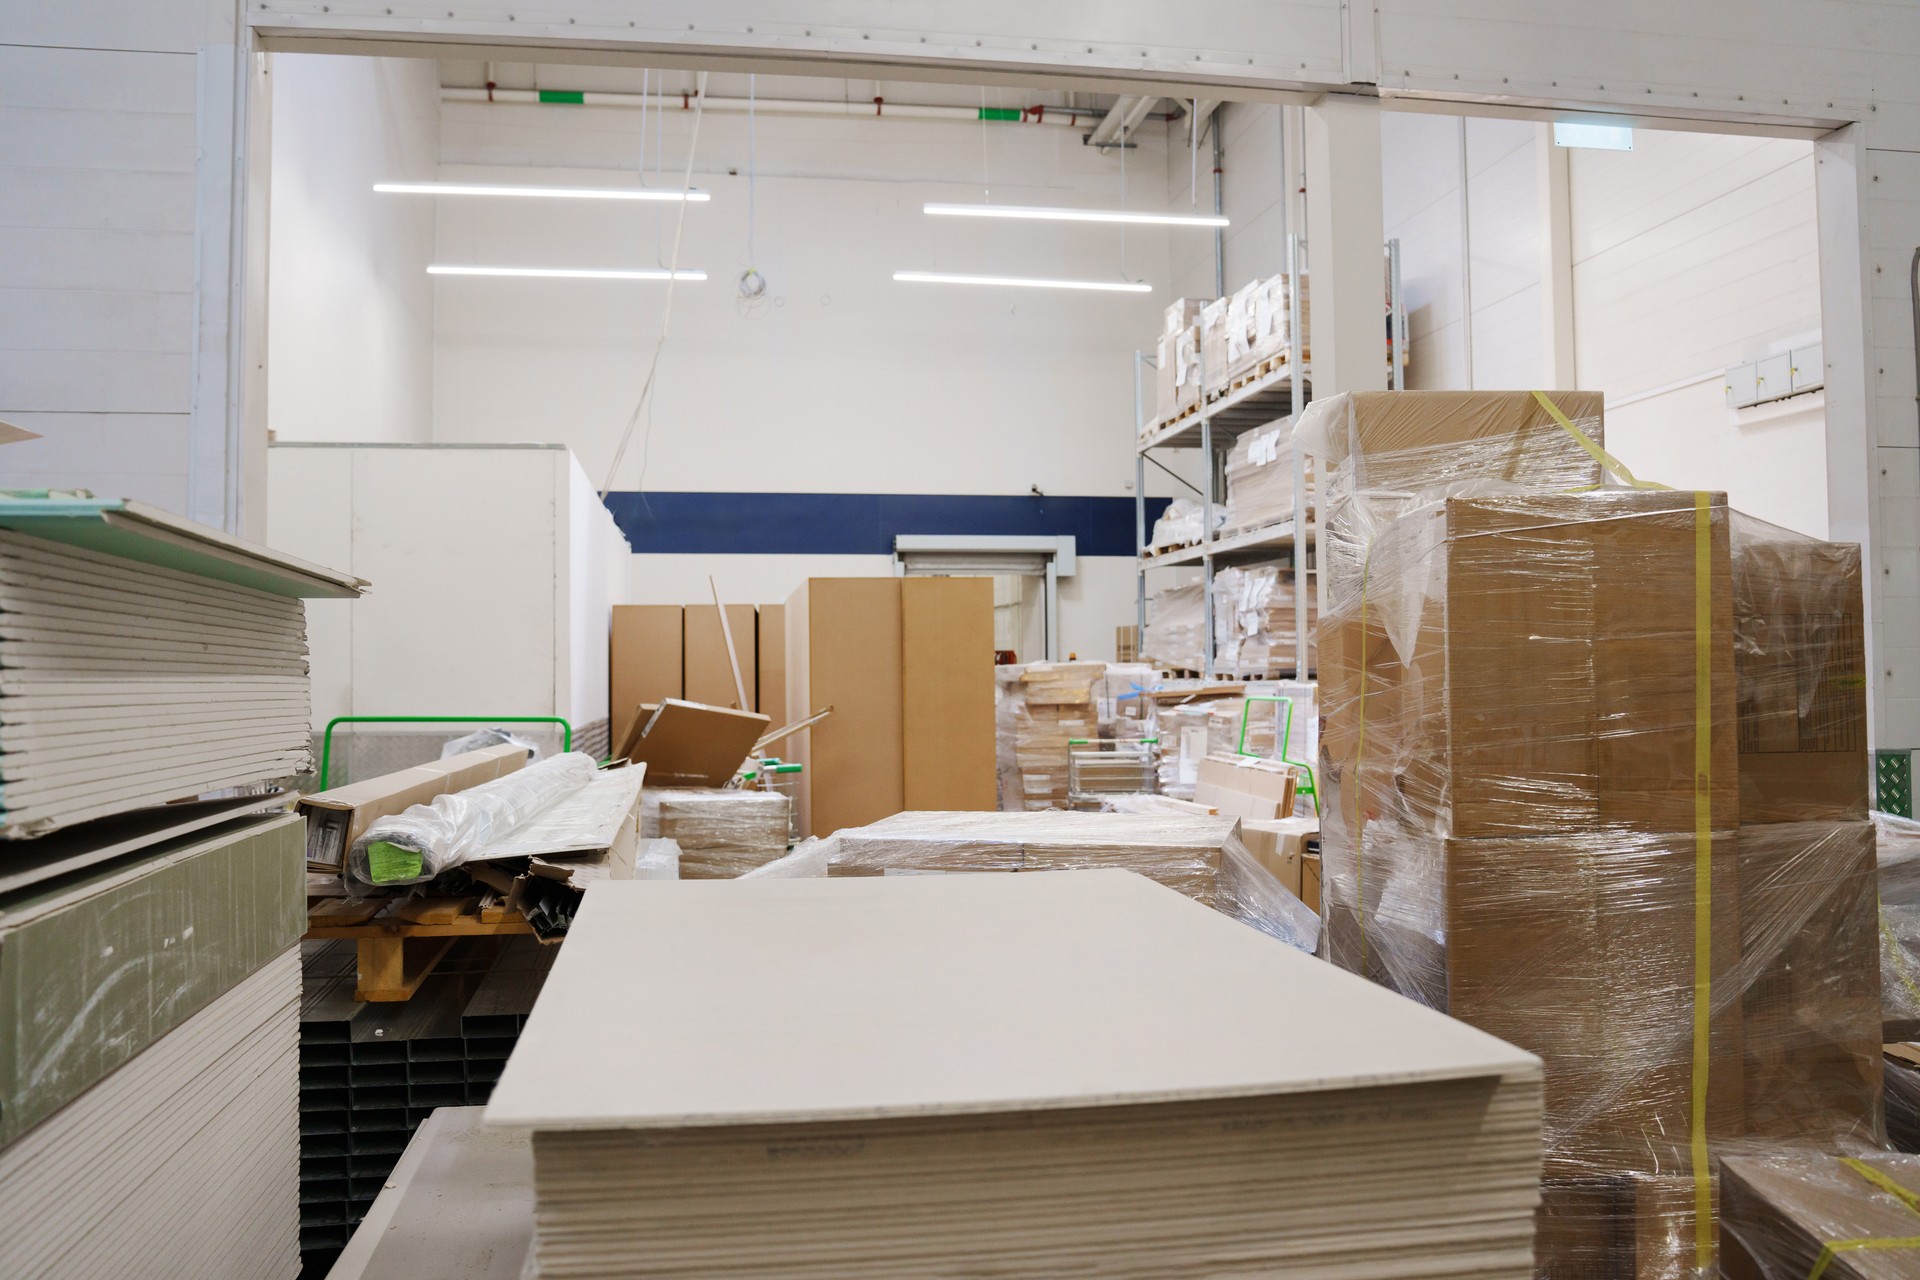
{"left": 639, "top": 788, "right": 789, "bottom": 878}
{"left": 1199, "top": 296, "right": 1229, "bottom": 389}
{"left": 1223, "top": 273, "right": 1307, "bottom": 380}
{"left": 1224, "top": 419, "right": 1313, "bottom": 534}
{"left": 348, "top": 752, "right": 596, "bottom": 887}
{"left": 1146, "top": 497, "right": 1220, "bottom": 552}
{"left": 1142, "top": 583, "right": 1205, "bottom": 673}
{"left": 1212, "top": 566, "right": 1318, "bottom": 677}
{"left": 1154, "top": 298, "right": 1205, "bottom": 423}
{"left": 483, "top": 873, "right": 1539, "bottom": 1279}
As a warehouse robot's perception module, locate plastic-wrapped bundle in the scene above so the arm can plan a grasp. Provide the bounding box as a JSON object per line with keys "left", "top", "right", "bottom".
{"left": 1146, "top": 498, "right": 1220, "bottom": 552}
{"left": 1142, "top": 582, "right": 1205, "bottom": 673}
{"left": 1719, "top": 1153, "right": 1920, "bottom": 1280}
{"left": 1198, "top": 296, "right": 1228, "bottom": 392}
{"left": 1096, "top": 663, "right": 1158, "bottom": 741}
{"left": 997, "top": 662, "right": 1104, "bottom": 810}
{"left": 1879, "top": 812, "right": 1920, "bottom": 1040}
{"left": 347, "top": 751, "right": 595, "bottom": 886}
{"left": 1302, "top": 390, "right": 1882, "bottom": 1278}
{"left": 825, "top": 810, "right": 1319, "bottom": 953}
{"left": 1224, "top": 419, "right": 1312, "bottom": 535}
{"left": 1212, "top": 566, "right": 1317, "bottom": 678}
{"left": 1223, "top": 273, "right": 1306, "bottom": 381}
{"left": 640, "top": 788, "right": 789, "bottom": 879}
{"left": 1888, "top": 1049, "right": 1920, "bottom": 1154}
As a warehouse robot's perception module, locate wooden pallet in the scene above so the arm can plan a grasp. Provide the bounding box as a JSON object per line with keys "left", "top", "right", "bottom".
{"left": 306, "top": 894, "right": 534, "bottom": 1002}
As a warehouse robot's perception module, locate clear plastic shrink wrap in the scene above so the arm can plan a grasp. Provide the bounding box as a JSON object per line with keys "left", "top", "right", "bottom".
{"left": 746, "top": 810, "right": 1317, "bottom": 952}
{"left": 639, "top": 788, "right": 789, "bottom": 879}
{"left": 1147, "top": 498, "right": 1220, "bottom": 552}
{"left": 1295, "top": 390, "right": 1882, "bottom": 1279}
{"left": 348, "top": 751, "right": 595, "bottom": 886}
{"left": 1142, "top": 582, "right": 1205, "bottom": 673}
{"left": 993, "top": 662, "right": 1103, "bottom": 811}
{"left": 1152, "top": 298, "right": 1204, "bottom": 425}
{"left": 1718, "top": 1153, "right": 1920, "bottom": 1279}
{"left": 1876, "top": 811, "right": 1920, "bottom": 1040}
{"left": 1224, "top": 418, "right": 1313, "bottom": 534}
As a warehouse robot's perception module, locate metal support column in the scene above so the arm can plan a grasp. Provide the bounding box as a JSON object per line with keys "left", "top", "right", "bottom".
{"left": 1388, "top": 237, "right": 1406, "bottom": 392}
{"left": 1134, "top": 349, "right": 1150, "bottom": 641}
{"left": 1289, "top": 233, "right": 1310, "bottom": 680}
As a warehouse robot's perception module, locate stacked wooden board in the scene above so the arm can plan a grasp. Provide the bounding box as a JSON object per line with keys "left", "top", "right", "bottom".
{"left": 486, "top": 871, "right": 1543, "bottom": 1278}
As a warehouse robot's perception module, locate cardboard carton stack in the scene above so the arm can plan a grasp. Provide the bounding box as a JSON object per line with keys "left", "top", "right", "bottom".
{"left": 1224, "top": 418, "right": 1313, "bottom": 533}
{"left": 1213, "top": 565, "right": 1317, "bottom": 677}
{"left": 640, "top": 787, "right": 789, "bottom": 878}
{"left": 1299, "top": 391, "right": 1882, "bottom": 1279}
{"left": 1142, "top": 582, "right": 1205, "bottom": 672}
{"left": 1222, "top": 272, "right": 1308, "bottom": 383}
{"left": 823, "top": 809, "right": 1318, "bottom": 950}
{"left": 1719, "top": 1153, "right": 1920, "bottom": 1279}
{"left": 486, "top": 872, "right": 1543, "bottom": 1279}
{"left": 996, "top": 661, "right": 1105, "bottom": 810}
{"left": 1152, "top": 298, "right": 1205, "bottom": 425}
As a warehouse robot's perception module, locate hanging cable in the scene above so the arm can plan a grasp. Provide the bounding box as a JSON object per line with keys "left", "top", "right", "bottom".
{"left": 599, "top": 69, "right": 709, "bottom": 501}
{"left": 738, "top": 74, "right": 767, "bottom": 311}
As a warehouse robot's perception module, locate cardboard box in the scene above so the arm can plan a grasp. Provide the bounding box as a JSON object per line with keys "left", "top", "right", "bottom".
{"left": 901, "top": 577, "right": 997, "bottom": 812}
{"left": 298, "top": 742, "right": 528, "bottom": 871}
{"left": 617, "top": 699, "right": 767, "bottom": 788}
{"left": 1629, "top": 1173, "right": 1717, "bottom": 1280}
{"left": 1325, "top": 827, "right": 1745, "bottom": 1181}
{"left": 1732, "top": 532, "right": 1869, "bottom": 824}
{"left": 1721, "top": 1153, "right": 1920, "bottom": 1280}
{"left": 1300, "top": 851, "right": 1321, "bottom": 916}
{"left": 1736, "top": 819, "right": 1882, "bottom": 1148}
{"left": 642, "top": 788, "right": 790, "bottom": 879}
{"left": 0, "top": 812, "right": 304, "bottom": 1149}
{"left": 683, "top": 604, "right": 758, "bottom": 710}
{"left": 1322, "top": 490, "right": 1737, "bottom": 841}
{"left": 1535, "top": 1180, "right": 1629, "bottom": 1280}
{"left": 1238, "top": 816, "right": 1317, "bottom": 896}
{"left": 757, "top": 604, "right": 786, "bottom": 734}
{"left": 611, "top": 605, "right": 684, "bottom": 749}
{"left": 1194, "top": 755, "right": 1297, "bottom": 821}
{"left": 787, "top": 579, "right": 905, "bottom": 837}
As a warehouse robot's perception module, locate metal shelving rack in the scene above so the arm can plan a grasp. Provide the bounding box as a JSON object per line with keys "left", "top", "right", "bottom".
{"left": 1133, "top": 236, "right": 1406, "bottom": 679}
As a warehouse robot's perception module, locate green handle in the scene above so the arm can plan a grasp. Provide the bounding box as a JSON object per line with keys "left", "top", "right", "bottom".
{"left": 318, "top": 715, "right": 574, "bottom": 789}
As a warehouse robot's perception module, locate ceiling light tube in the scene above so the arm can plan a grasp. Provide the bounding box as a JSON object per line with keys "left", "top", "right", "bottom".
{"left": 377, "top": 181, "right": 710, "bottom": 202}
{"left": 428, "top": 264, "right": 707, "bottom": 281}
{"left": 893, "top": 271, "right": 1150, "bottom": 293}
{"left": 924, "top": 202, "right": 1227, "bottom": 228}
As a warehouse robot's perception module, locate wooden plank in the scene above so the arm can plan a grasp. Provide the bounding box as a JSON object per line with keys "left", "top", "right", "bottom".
{"left": 357, "top": 935, "right": 459, "bottom": 1003}
{"left": 392, "top": 895, "right": 481, "bottom": 926}
{"left": 900, "top": 576, "right": 996, "bottom": 811}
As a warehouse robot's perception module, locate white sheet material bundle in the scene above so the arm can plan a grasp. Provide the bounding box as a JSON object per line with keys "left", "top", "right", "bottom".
{"left": 0, "top": 949, "right": 300, "bottom": 1278}
{"left": 0, "top": 530, "right": 312, "bottom": 837}
{"left": 487, "top": 871, "right": 1544, "bottom": 1280}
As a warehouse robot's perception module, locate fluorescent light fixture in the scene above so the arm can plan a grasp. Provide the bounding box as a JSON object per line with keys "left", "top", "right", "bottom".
{"left": 1552, "top": 122, "right": 1633, "bottom": 151}
{"left": 427, "top": 264, "right": 707, "bottom": 281}
{"left": 376, "top": 181, "right": 710, "bottom": 202}
{"left": 893, "top": 271, "right": 1151, "bottom": 293}
{"left": 924, "top": 202, "right": 1228, "bottom": 228}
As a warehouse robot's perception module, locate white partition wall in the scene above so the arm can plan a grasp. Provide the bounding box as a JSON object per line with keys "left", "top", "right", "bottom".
{"left": 266, "top": 442, "right": 630, "bottom": 761}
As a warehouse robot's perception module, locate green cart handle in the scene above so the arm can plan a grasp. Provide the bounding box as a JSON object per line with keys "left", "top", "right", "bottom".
{"left": 318, "top": 715, "right": 574, "bottom": 789}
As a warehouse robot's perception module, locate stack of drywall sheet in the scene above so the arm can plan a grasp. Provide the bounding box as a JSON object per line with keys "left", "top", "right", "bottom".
{"left": 327, "top": 1107, "right": 534, "bottom": 1280}
{"left": 0, "top": 948, "right": 301, "bottom": 1278}
{"left": 0, "top": 500, "right": 361, "bottom": 838}
{"left": 486, "top": 872, "right": 1543, "bottom": 1279}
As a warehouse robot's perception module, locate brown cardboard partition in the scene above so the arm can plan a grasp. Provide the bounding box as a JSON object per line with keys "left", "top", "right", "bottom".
{"left": 756, "top": 604, "right": 786, "bottom": 734}
{"left": 684, "top": 604, "right": 758, "bottom": 710}
{"left": 610, "top": 605, "right": 684, "bottom": 750}
{"left": 901, "top": 577, "right": 997, "bottom": 812}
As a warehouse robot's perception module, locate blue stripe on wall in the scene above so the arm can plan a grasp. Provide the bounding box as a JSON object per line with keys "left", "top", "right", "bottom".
{"left": 603, "top": 492, "right": 1170, "bottom": 558}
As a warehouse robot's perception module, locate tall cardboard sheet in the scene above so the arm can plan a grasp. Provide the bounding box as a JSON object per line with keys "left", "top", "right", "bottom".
{"left": 900, "top": 577, "right": 996, "bottom": 811}
{"left": 609, "top": 605, "right": 683, "bottom": 750}
{"left": 683, "top": 604, "right": 757, "bottom": 710}
{"left": 786, "top": 578, "right": 904, "bottom": 836}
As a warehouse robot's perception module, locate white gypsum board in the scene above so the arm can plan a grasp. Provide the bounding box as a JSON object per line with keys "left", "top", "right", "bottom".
{"left": 0, "top": 619, "right": 309, "bottom": 659}
{"left": 333, "top": 1107, "right": 535, "bottom": 1280}
{"left": 0, "top": 592, "right": 306, "bottom": 648}
{"left": 0, "top": 723, "right": 308, "bottom": 773}
{"left": 0, "top": 526, "right": 309, "bottom": 619}
{"left": 0, "top": 715, "right": 306, "bottom": 755}
{"left": 471, "top": 768, "right": 645, "bottom": 861}
{"left": 0, "top": 754, "right": 310, "bottom": 834}
{"left": 0, "top": 951, "right": 299, "bottom": 1275}
{"left": 0, "top": 697, "right": 308, "bottom": 731}
{"left": 0, "top": 568, "right": 303, "bottom": 628}
{"left": 0, "top": 794, "right": 293, "bottom": 894}
{"left": 0, "top": 676, "right": 309, "bottom": 702}
{"left": 0, "top": 646, "right": 306, "bottom": 676}
{"left": 484, "top": 871, "right": 1539, "bottom": 1131}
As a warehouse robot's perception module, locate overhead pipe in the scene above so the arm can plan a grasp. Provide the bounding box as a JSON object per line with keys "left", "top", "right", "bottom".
{"left": 440, "top": 86, "right": 1177, "bottom": 130}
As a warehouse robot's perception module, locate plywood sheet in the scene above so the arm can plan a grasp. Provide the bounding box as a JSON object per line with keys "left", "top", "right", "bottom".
{"left": 900, "top": 577, "right": 996, "bottom": 811}
{"left": 485, "top": 870, "right": 1538, "bottom": 1131}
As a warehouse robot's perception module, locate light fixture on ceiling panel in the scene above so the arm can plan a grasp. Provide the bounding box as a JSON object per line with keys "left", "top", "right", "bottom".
{"left": 376, "top": 181, "right": 711, "bottom": 202}
{"left": 427, "top": 265, "right": 708, "bottom": 281}
{"left": 892, "top": 271, "right": 1150, "bottom": 293}
{"left": 924, "top": 202, "right": 1227, "bottom": 228}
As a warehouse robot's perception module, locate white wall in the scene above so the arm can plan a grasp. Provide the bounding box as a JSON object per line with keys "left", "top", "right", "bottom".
{"left": 1570, "top": 130, "right": 1827, "bottom": 536}
{"left": 428, "top": 86, "right": 1179, "bottom": 660}
{"left": 1381, "top": 113, "right": 1546, "bottom": 390}
{"left": 267, "top": 53, "right": 439, "bottom": 443}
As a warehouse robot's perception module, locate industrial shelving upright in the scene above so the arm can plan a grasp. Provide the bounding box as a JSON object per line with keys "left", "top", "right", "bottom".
{"left": 1133, "top": 236, "right": 1407, "bottom": 680}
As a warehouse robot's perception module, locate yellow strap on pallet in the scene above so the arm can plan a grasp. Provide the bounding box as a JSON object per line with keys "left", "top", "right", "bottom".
{"left": 1354, "top": 547, "right": 1373, "bottom": 976}
{"left": 1804, "top": 1159, "right": 1920, "bottom": 1280}
{"left": 1531, "top": 389, "right": 1673, "bottom": 491}
{"left": 1690, "top": 490, "right": 1715, "bottom": 1273}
